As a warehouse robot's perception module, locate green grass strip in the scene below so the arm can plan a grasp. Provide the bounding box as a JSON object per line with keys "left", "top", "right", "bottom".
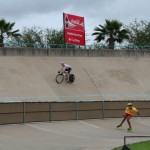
{"left": 112, "top": 140, "right": 150, "bottom": 150}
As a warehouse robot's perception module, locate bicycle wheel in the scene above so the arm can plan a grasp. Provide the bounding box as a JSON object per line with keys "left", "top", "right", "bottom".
{"left": 56, "top": 74, "right": 64, "bottom": 84}
{"left": 68, "top": 74, "right": 75, "bottom": 83}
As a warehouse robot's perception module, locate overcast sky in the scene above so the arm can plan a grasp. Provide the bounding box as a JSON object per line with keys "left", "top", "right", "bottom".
{"left": 0, "top": 0, "right": 150, "bottom": 44}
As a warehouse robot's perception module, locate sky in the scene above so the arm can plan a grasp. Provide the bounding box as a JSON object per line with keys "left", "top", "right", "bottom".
{"left": 0, "top": 0, "right": 150, "bottom": 45}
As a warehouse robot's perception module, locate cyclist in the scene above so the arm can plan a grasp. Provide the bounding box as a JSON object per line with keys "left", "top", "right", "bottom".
{"left": 60, "top": 62, "right": 72, "bottom": 81}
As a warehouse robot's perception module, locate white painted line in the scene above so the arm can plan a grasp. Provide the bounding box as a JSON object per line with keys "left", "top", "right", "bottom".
{"left": 27, "top": 124, "right": 54, "bottom": 133}
{"left": 27, "top": 123, "right": 122, "bottom": 142}
{"left": 27, "top": 124, "right": 90, "bottom": 139}
{"left": 79, "top": 121, "right": 104, "bottom": 129}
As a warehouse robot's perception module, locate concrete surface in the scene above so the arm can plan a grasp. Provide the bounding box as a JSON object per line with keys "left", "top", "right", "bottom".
{"left": 0, "top": 51, "right": 150, "bottom": 149}
{"left": 0, "top": 56, "right": 150, "bottom": 101}
{"left": 0, "top": 118, "right": 150, "bottom": 150}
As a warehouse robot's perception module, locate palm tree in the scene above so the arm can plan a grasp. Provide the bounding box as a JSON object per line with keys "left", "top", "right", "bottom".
{"left": 0, "top": 19, "right": 21, "bottom": 47}
{"left": 92, "top": 19, "right": 129, "bottom": 49}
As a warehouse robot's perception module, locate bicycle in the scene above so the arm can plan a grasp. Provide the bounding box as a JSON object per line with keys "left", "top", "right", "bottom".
{"left": 56, "top": 71, "right": 75, "bottom": 84}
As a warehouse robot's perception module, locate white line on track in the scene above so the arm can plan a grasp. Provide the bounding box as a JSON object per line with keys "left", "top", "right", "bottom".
{"left": 27, "top": 124, "right": 54, "bottom": 133}
{"left": 27, "top": 123, "right": 122, "bottom": 142}
{"left": 27, "top": 123, "right": 90, "bottom": 139}
{"left": 79, "top": 121, "right": 104, "bottom": 129}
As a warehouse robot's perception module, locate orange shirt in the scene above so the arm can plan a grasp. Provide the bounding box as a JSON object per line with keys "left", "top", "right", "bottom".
{"left": 125, "top": 107, "right": 139, "bottom": 116}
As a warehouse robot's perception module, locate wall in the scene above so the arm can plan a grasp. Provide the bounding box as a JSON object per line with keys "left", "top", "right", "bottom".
{"left": 0, "top": 101, "right": 149, "bottom": 125}
{"left": 0, "top": 48, "right": 150, "bottom": 125}
{"left": 0, "top": 47, "right": 150, "bottom": 57}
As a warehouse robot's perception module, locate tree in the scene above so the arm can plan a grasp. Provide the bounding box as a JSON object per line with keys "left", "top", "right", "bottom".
{"left": 45, "top": 28, "right": 64, "bottom": 48}
{"left": 127, "top": 19, "right": 150, "bottom": 48}
{"left": 0, "top": 19, "right": 20, "bottom": 47}
{"left": 92, "top": 19, "right": 129, "bottom": 49}
{"left": 12, "top": 26, "right": 44, "bottom": 48}
{"left": 11, "top": 27, "right": 64, "bottom": 48}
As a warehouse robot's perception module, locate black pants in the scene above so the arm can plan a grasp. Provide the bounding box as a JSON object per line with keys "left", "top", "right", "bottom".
{"left": 65, "top": 68, "right": 72, "bottom": 74}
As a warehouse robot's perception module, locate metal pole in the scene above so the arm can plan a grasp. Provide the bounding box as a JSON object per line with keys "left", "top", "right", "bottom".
{"left": 124, "top": 136, "right": 126, "bottom": 145}
{"left": 76, "top": 102, "right": 79, "bottom": 120}
{"left": 49, "top": 103, "right": 51, "bottom": 122}
{"left": 23, "top": 102, "right": 26, "bottom": 123}
{"left": 102, "top": 101, "right": 104, "bottom": 119}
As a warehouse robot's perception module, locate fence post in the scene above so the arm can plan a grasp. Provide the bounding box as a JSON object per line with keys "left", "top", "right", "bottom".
{"left": 124, "top": 136, "right": 126, "bottom": 145}
{"left": 23, "top": 102, "right": 26, "bottom": 123}
{"left": 49, "top": 103, "right": 52, "bottom": 122}
{"left": 76, "top": 102, "right": 79, "bottom": 120}
{"left": 102, "top": 101, "right": 105, "bottom": 119}
{"left": 122, "top": 136, "right": 131, "bottom": 150}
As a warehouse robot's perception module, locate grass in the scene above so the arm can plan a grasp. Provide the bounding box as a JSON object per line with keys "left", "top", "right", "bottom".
{"left": 112, "top": 140, "right": 150, "bottom": 150}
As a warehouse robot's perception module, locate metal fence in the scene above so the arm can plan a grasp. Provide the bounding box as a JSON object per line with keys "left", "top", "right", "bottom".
{"left": 2, "top": 42, "right": 150, "bottom": 50}
{"left": 123, "top": 136, "right": 150, "bottom": 150}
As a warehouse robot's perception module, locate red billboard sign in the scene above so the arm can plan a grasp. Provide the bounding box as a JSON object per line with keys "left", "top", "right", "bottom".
{"left": 63, "top": 13, "right": 85, "bottom": 46}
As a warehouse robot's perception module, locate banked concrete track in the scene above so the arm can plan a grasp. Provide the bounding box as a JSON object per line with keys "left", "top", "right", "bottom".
{"left": 0, "top": 48, "right": 150, "bottom": 150}
{"left": 0, "top": 48, "right": 150, "bottom": 101}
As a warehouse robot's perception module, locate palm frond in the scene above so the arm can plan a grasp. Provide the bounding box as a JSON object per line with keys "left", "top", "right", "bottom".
{"left": 92, "top": 19, "right": 129, "bottom": 49}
